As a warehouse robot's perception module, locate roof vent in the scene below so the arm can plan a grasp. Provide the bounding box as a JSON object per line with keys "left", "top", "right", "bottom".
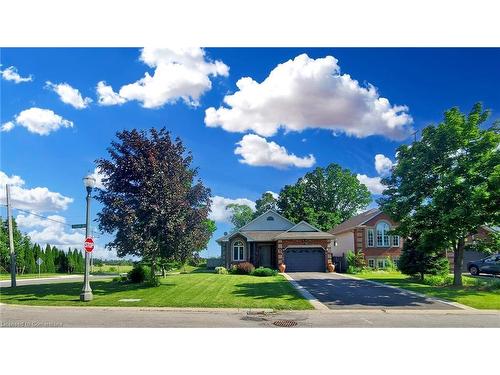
{"left": 224, "top": 232, "right": 228, "bottom": 236}
{"left": 266, "top": 216, "right": 274, "bottom": 221}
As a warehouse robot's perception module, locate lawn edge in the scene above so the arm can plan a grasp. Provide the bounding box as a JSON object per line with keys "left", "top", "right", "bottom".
{"left": 342, "top": 273, "right": 475, "bottom": 311}
{"left": 282, "top": 273, "right": 328, "bottom": 310}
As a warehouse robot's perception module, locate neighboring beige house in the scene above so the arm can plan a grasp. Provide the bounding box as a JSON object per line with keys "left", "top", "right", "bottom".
{"left": 329, "top": 208, "right": 403, "bottom": 268}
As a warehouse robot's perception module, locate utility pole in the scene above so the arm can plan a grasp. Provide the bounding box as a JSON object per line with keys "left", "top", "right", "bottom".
{"left": 6, "top": 185, "right": 16, "bottom": 287}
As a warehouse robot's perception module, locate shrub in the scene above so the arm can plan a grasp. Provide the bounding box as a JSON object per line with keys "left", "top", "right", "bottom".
{"left": 231, "top": 262, "right": 255, "bottom": 275}
{"left": 422, "top": 274, "right": 454, "bottom": 286}
{"left": 127, "top": 264, "right": 152, "bottom": 283}
{"left": 346, "top": 250, "right": 365, "bottom": 273}
{"left": 347, "top": 265, "right": 357, "bottom": 274}
{"left": 252, "top": 267, "right": 278, "bottom": 277}
{"left": 385, "top": 257, "right": 396, "bottom": 271}
{"left": 214, "top": 266, "right": 228, "bottom": 274}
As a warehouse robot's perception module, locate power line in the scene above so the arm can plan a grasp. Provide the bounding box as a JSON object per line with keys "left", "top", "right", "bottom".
{"left": 14, "top": 208, "right": 73, "bottom": 227}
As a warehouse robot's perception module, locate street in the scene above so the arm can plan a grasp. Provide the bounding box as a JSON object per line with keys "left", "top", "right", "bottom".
{"left": 0, "top": 275, "right": 114, "bottom": 287}
{"left": 1, "top": 304, "right": 499, "bottom": 328}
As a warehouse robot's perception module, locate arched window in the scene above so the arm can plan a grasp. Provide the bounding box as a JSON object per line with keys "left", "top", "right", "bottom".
{"left": 376, "top": 221, "right": 390, "bottom": 247}
{"left": 232, "top": 240, "right": 245, "bottom": 261}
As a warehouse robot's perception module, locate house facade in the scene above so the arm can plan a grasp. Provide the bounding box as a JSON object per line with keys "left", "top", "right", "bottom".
{"left": 216, "top": 209, "right": 335, "bottom": 272}
{"left": 329, "top": 208, "right": 403, "bottom": 268}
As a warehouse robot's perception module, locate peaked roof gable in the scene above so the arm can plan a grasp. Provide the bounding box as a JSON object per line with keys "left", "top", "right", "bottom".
{"left": 287, "top": 221, "right": 321, "bottom": 232}
{"left": 239, "top": 209, "right": 295, "bottom": 231}
{"left": 329, "top": 208, "right": 382, "bottom": 234}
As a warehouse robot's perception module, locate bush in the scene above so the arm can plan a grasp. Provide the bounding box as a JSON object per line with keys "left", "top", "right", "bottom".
{"left": 385, "top": 256, "right": 396, "bottom": 271}
{"left": 346, "top": 265, "right": 357, "bottom": 274}
{"left": 422, "top": 274, "right": 454, "bottom": 286}
{"left": 346, "top": 250, "right": 365, "bottom": 273}
{"left": 252, "top": 267, "right": 278, "bottom": 277}
{"left": 230, "top": 262, "right": 255, "bottom": 275}
{"left": 214, "top": 266, "right": 228, "bottom": 274}
{"left": 127, "top": 264, "right": 151, "bottom": 283}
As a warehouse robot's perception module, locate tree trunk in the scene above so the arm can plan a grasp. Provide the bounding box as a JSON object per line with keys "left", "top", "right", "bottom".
{"left": 420, "top": 271, "right": 424, "bottom": 282}
{"left": 161, "top": 266, "right": 166, "bottom": 278}
{"left": 453, "top": 238, "right": 465, "bottom": 287}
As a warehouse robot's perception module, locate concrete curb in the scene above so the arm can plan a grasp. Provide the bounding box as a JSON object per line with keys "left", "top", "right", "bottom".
{"left": 282, "top": 273, "right": 329, "bottom": 310}
{"left": 340, "top": 273, "right": 475, "bottom": 311}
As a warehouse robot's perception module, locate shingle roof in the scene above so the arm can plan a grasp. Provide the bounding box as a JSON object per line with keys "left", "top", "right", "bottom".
{"left": 329, "top": 208, "right": 381, "bottom": 235}
{"left": 216, "top": 230, "right": 285, "bottom": 243}
{"left": 274, "top": 231, "right": 335, "bottom": 240}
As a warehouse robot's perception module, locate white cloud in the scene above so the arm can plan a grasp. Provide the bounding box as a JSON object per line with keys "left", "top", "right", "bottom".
{"left": 89, "top": 167, "right": 107, "bottom": 190}
{"left": 16, "top": 213, "right": 83, "bottom": 247}
{"left": 15, "top": 213, "right": 117, "bottom": 259}
{"left": 374, "top": 154, "right": 394, "bottom": 176}
{"left": 234, "top": 134, "right": 315, "bottom": 169}
{"left": 1, "top": 107, "right": 73, "bottom": 135}
{"left": 1, "top": 121, "right": 15, "bottom": 132}
{"left": 0, "top": 170, "right": 73, "bottom": 211}
{"left": 205, "top": 53, "right": 413, "bottom": 140}
{"left": 356, "top": 174, "right": 386, "bottom": 195}
{"left": 96, "top": 81, "right": 127, "bottom": 105}
{"left": 0, "top": 65, "right": 33, "bottom": 83}
{"left": 96, "top": 48, "right": 229, "bottom": 108}
{"left": 266, "top": 191, "right": 279, "bottom": 199}
{"left": 45, "top": 81, "right": 92, "bottom": 109}
{"left": 209, "top": 195, "right": 256, "bottom": 223}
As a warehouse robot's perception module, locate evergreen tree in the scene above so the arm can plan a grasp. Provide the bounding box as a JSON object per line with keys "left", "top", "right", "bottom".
{"left": 24, "top": 243, "right": 36, "bottom": 274}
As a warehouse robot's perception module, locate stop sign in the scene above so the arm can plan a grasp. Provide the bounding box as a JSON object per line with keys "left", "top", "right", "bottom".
{"left": 84, "top": 237, "right": 94, "bottom": 253}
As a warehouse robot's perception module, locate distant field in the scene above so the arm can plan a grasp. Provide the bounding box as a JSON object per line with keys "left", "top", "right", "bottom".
{"left": 92, "top": 264, "right": 133, "bottom": 274}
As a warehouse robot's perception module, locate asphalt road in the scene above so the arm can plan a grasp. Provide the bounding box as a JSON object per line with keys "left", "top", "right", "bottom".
{"left": 1, "top": 304, "right": 499, "bottom": 327}
{"left": 0, "top": 274, "right": 114, "bottom": 287}
{"left": 287, "top": 272, "right": 459, "bottom": 310}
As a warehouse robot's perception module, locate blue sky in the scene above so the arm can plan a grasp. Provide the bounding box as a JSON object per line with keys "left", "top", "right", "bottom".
{"left": 1, "top": 47, "right": 499, "bottom": 259}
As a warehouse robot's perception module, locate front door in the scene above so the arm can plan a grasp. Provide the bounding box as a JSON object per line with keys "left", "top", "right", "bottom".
{"left": 259, "top": 245, "right": 272, "bottom": 268}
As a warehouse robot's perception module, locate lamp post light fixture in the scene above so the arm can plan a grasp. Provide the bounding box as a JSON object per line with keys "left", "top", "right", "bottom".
{"left": 80, "top": 174, "right": 96, "bottom": 302}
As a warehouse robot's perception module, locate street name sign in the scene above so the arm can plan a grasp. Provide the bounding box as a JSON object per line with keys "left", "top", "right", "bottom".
{"left": 72, "top": 224, "right": 87, "bottom": 229}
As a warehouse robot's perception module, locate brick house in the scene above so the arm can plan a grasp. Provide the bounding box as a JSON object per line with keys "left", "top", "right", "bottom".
{"left": 216, "top": 209, "right": 335, "bottom": 272}
{"left": 329, "top": 208, "right": 403, "bottom": 268}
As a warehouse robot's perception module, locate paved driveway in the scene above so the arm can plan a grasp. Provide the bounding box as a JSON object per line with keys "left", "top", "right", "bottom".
{"left": 287, "top": 272, "right": 460, "bottom": 310}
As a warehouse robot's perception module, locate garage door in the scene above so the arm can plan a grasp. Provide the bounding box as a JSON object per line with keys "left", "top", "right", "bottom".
{"left": 284, "top": 248, "right": 325, "bottom": 272}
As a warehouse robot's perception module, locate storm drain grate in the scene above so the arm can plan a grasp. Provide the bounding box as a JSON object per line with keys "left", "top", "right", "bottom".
{"left": 273, "top": 319, "right": 298, "bottom": 327}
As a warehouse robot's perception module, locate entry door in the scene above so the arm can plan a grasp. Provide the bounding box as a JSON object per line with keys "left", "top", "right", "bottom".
{"left": 259, "top": 246, "right": 272, "bottom": 268}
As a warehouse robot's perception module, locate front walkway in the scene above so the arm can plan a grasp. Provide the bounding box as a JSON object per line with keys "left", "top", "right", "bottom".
{"left": 286, "top": 272, "right": 460, "bottom": 310}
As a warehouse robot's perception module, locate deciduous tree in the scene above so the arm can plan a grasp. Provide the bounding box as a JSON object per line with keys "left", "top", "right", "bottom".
{"left": 95, "top": 128, "right": 211, "bottom": 285}
{"left": 277, "top": 163, "right": 371, "bottom": 231}
{"left": 379, "top": 103, "right": 500, "bottom": 286}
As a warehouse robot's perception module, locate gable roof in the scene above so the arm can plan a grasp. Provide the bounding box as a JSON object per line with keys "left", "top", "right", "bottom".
{"left": 286, "top": 220, "right": 321, "bottom": 232}
{"left": 238, "top": 209, "right": 295, "bottom": 231}
{"left": 329, "top": 208, "right": 381, "bottom": 235}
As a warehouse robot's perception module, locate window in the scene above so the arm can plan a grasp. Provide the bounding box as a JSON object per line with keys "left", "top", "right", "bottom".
{"left": 367, "top": 229, "right": 374, "bottom": 247}
{"left": 333, "top": 239, "right": 338, "bottom": 247}
{"left": 377, "top": 258, "right": 385, "bottom": 269}
{"left": 232, "top": 241, "right": 245, "bottom": 261}
{"left": 376, "top": 222, "right": 390, "bottom": 247}
{"left": 392, "top": 235, "right": 400, "bottom": 247}
{"left": 266, "top": 216, "right": 274, "bottom": 221}
{"left": 368, "top": 259, "right": 375, "bottom": 268}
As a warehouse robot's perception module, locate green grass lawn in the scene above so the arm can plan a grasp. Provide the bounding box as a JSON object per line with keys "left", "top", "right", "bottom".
{"left": 354, "top": 271, "right": 500, "bottom": 309}
{"left": 0, "top": 273, "right": 312, "bottom": 310}
{"left": 0, "top": 273, "right": 67, "bottom": 280}
{"left": 91, "top": 264, "right": 133, "bottom": 274}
